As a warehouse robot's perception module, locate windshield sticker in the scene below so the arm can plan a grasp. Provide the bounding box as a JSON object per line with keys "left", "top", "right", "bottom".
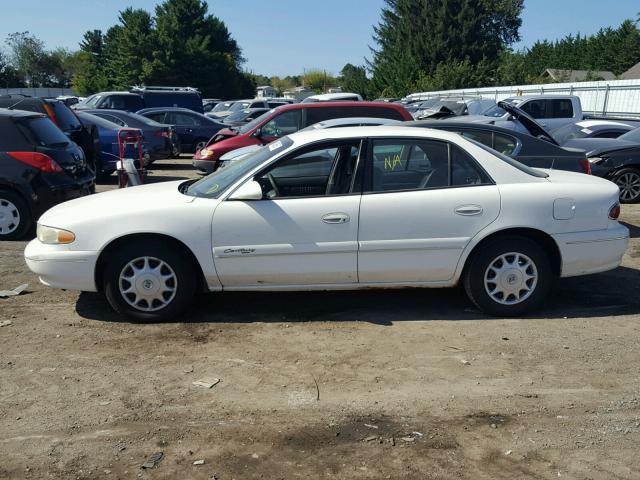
{"left": 205, "top": 183, "right": 220, "bottom": 194}
{"left": 269, "top": 140, "right": 283, "bottom": 151}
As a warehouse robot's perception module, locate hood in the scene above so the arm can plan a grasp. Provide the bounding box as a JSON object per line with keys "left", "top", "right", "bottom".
{"left": 219, "top": 144, "right": 263, "bottom": 161}
{"left": 39, "top": 180, "right": 194, "bottom": 228}
{"left": 497, "top": 101, "right": 558, "bottom": 145}
{"left": 563, "top": 138, "right": 638, "bottom": 156}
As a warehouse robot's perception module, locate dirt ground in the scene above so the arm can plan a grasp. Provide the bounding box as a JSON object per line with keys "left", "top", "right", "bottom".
{"left": 1, "top": 157, "right": 640, "bottom": 479}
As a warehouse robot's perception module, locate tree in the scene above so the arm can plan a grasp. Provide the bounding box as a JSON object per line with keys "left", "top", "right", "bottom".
{"left": 102, "top": 8, "right": 156, "bottom": 89}
{"left": 339, "top": 64, "right": 372, "bottom": 98}
{"left": 369, "top": 0, "right": 524, "bottom": 96}
{"left": 0, "top": 49, "right": 23, "bottom": 87}
{"left": 147, "top": 0, "right": 251, "bottom": 97}
{"left": 300, "top": 69, "right": 337, "bottom": 92}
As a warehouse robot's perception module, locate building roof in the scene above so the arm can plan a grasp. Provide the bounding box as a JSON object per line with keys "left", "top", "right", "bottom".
{"left": 542, "top": 68, "right": 616, "bottom": 82}
{"left": 620, "top": 62, "right": 640, "bottom": 80}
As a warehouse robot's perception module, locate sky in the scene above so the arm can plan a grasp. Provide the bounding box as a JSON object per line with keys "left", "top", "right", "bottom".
{"left": 0, "top": 0, "right": 638, "bottom": 77}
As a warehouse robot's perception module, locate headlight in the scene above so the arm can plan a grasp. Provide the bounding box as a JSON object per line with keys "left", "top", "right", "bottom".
{"left": 200, "top": 148, "right": 214, "bottom": 158}
{"left": 588, "top": 156, "right": 604, "bottom": 164}
{"left": 37, "top": 224, "right": 76, "bottom": 244}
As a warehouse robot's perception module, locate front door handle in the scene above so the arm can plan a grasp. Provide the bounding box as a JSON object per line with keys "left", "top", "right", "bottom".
{"left": 455, "top": 205, "right": 483, "bottom": 216}
{"left": 322, "top": 212, "right": 350, "bottom": 224}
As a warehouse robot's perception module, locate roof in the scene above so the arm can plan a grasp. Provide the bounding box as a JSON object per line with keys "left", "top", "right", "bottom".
{"left": 620, "top": 62, "right": 640, "bottom": 80}
{"left": 541, "top": 69, "right": 616, "bottom": 81}
{"left": 269, "top": 101, "right": 411, "bottom": 118}
{"left": 0, "top": 107, "right": 44, "bottom": 118}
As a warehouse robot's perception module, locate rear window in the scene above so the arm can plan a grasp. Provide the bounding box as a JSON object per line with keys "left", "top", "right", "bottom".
{"left": 21, "top": 117, "right": 70, "bottom": 147}
{"left": 468, "top": 138, "right": 548, "bottom": 178}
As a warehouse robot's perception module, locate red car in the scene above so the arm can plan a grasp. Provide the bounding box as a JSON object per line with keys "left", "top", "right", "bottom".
{"left": 192, "top": 101, "right": 412, "bottom": 173}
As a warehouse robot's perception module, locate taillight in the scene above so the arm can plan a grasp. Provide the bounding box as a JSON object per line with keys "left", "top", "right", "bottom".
{"left": 155, "top": 130, "right": 171, "bottom": 138}
{"left": 7, "top": 151, "right": 63, "bottom": 173}
{"left": 609, "top": 203, "right": 621, "bottom": 220}
{"left": 579, "top": 159, "right": 592, "bottom": 175}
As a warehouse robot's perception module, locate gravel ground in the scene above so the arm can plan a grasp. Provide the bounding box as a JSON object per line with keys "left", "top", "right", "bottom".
{"left": 1, "top": 157, "right": 639, "bottom": 479}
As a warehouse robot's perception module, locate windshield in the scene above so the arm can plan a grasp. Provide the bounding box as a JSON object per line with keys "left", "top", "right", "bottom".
{"left": 467, "top": 138, "right": 548, "bottom": 178}
{"left": 238, "top": 109, "right": 274, "bottom": 134}
{"left": 211, "top": 102, "right": 233, "bottom": 112}
{"left": 483, "top": 98, "right": 521, "bottom": 118}
{"left": 187, "top": 136, "right": 293, "bottom": 198}
{"left": 229, "top": 101, "right": 251, "bottom": 112}
{"left": 225, "top": 110, "right": 251, "bottom": 122}
{"left": 552, "top": 123, "right": 588, "bottom": 144}
{"left": 619, "top": 127, "right": 640, "bottom": 143}
{"left": 83, "top": 95, "right": 102, "bottom": 107}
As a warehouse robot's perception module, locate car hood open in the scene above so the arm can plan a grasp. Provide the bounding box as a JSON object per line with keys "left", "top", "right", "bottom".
{"left": 496, "top": 101, "right": 558, "bottom": 145}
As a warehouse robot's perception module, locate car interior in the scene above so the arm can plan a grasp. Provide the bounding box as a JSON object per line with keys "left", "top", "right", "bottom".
{"left": 256, "top": 142, "right": 360, "bottom": 198}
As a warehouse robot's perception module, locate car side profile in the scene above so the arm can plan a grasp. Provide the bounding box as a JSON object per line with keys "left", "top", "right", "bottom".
{"left": 137, "top": 107, "right": 225, "bottom": 153}
{"left": 26, "top": 127, "right": 627, "bottom": 321}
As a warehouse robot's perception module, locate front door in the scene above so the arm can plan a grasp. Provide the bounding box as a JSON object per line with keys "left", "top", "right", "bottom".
{"left": 212, "top": 139, "right": 363, "bottom": 287}
{"left": 358, "top": 137, "right": 501, "bottom": 283}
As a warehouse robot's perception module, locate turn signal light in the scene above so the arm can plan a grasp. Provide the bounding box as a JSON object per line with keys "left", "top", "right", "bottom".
{"left": 608, "top": 203, "right": 620, "bottom": 220}
{"left": 7, "top": 151, "right": 63, "bottom": 173}
{"left": 578, "top": 159, "right": 591, "bottom": 175}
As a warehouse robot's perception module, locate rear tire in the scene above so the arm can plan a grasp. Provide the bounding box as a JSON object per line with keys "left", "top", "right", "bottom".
{"left": 613, "top": 167, "right": 640, "bottom": 204}
{"left": 463, "top": 237, "right": 552, "bottom": 316}
{"left": 0, "top": 190, "right": 31, "bottom": 240}
{"left": 104, "top": 240, "right": 197, "bottom": 321}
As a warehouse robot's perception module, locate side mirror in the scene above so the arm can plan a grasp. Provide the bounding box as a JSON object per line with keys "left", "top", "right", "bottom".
{"left": 229, "top": 180, "right": 263, "bottom": 201}
{"left": 252, "top": 127, "right": 262, "bottom": 138}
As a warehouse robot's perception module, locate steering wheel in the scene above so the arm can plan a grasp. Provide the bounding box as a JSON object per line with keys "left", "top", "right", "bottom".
{"left": 267, "top": 173, "right": 280, "bottom": 197}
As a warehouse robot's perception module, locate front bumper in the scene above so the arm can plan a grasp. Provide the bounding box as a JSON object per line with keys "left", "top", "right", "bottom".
{"left": 24, "top": 240, "right": 99, "bottom": 291}
{"left": 192, "top": 159, "right": 218, "bottom": 174}
{"left": 553, "top": 224, "right": 630, "bottom": 277}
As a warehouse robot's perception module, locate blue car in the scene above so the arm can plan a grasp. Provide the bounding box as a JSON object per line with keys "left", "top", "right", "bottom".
{"left": 137, "top": 107, "right": 226, "bottom": 154}
{"left": 76, "top": 111, "right": 145, "bottom": 177}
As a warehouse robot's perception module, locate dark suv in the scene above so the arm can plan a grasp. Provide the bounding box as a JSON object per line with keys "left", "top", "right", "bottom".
{"left": 0, "top": 109, "right": 95, "bottom": 239}
{"left": 74, "top": 86, "right": 204, "bottom": 113}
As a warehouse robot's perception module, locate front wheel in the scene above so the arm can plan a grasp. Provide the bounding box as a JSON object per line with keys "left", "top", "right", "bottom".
{"left": 193, "top": 138, "right": 208, "bottom": 153}
{"left": 104, "top": 240, "right": 197, "bottom": 321}
{"left": 463, "top": 237, "right": 552, "bottom": 316}
{"left": 613, "top": 167, "right": 640, "bottom": 204}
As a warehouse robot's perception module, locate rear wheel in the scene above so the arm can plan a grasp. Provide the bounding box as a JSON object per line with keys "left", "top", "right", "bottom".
{"left": 463, "top": 237, "right": 552, "bottom": 316}
{"left": 613, "top": 167, "right": 640, "bottom": 203}
{"left": 0, "top": 190, "right": 31, "bottom": 240}
{"left": 104, "top": 240, "right": 197, "bottom": 321}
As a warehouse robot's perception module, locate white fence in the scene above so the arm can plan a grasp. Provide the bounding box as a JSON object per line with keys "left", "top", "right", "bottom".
{"left": 407, "top": 79, "right": 640, "bottom": 118}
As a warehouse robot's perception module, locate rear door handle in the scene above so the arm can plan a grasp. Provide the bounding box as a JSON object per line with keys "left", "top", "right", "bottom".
{"left": 322, "top": 213, "right": 350, "bottom": 224}
{"left": 455, "top": 205, "right": 483, "bottom": 216}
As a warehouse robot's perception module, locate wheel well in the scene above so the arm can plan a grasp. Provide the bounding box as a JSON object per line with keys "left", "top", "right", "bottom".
{"left": 462, "top": 228, "right": 562, "bottom": 278}
{"left": 94, "top": 233, "right": 206, "bottom": 292}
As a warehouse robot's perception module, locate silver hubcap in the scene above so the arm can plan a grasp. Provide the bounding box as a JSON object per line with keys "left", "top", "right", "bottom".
{"left": 0, "top": 198, "right": 20, "bottom": 235}
{"left": 616, "top": 171, "right": 640, "bottom": 201}
{"left": 484, "top": 252, "right": 538, "bottom": 305}
{"left": 119, "top": 256, "right": 178, "bottom": 312}
{"left": 196, "top": 141, "right": 206, "bottom": 151}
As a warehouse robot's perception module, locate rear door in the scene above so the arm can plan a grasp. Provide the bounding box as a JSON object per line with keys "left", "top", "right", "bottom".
{"left": 358, "top": 137, "right": 500, "bottom": 283}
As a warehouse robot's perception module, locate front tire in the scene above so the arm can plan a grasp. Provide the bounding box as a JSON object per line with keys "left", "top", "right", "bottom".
{"left": 0, "top": 190, "right": 31, "bottom": 240}
{"left": 104, "top": 240, "right": 197, "bottom": 321}
{"left": 463, "top": 237, "right": 552, "bottom": 316}
{"left": 613, "top": 167, "right": 640, "bottom": 204}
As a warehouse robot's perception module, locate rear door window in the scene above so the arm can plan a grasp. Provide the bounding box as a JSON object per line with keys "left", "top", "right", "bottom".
{"left": 262, "top": 110, "right": 301, "bottom": 137}
{"left": 551, "top": 99, "right": 573, "bottom": 118}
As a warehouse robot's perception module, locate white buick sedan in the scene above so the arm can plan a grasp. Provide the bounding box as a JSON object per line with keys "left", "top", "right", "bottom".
{"left": 25, "top": 127, "right": 629, "bottom": 321}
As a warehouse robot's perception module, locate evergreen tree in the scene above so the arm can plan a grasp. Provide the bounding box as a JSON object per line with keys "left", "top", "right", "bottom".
{"left": 339, "top": 64, "right": 372, "bottom": 99}
{"left": 370, "top": 0, "right": 523, "bottom": 96}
